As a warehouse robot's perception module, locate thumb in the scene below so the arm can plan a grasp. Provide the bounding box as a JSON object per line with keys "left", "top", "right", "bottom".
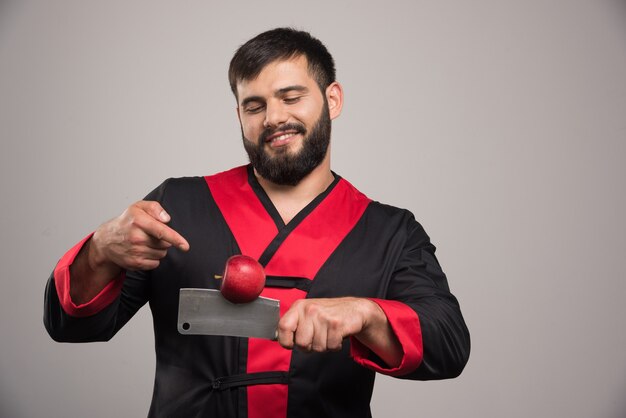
{"left": 136, "top": 200, "right": 170, "bottom": 223}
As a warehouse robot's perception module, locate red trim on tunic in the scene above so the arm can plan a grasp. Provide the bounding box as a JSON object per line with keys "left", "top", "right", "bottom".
{"left": 204, "top": 167, "right": 279, "bottom": 260}
{"left": 349, "top": 298, "right": 423, "bottom": 377}
{"left": 206, "top": 166, "right": 371, "bottom": 418}
{"left": 53, "top": 234, "right": 125, "bottom": 317}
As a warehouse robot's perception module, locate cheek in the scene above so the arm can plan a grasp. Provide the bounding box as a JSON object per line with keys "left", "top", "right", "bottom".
{"left": 241, "top": 118, "right": 262, "bottom": 139}
{"left": 294, "top": 100, "right": 324, "bottom": 125}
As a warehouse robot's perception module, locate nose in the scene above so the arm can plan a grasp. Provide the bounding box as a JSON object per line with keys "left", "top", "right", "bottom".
{"left": 263, "top": 100, "right": 288, "bottom": 129}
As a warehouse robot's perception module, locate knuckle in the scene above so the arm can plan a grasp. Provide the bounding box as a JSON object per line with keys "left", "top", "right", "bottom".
{"left": 153, "top": 227, "right": 165, "bottom": 240}
{"left": 303, "top": 303, "right": 319, "bottom": 316}
{"left": 327, "top": 318, "right": 341, "bottom": 330}
{"left": 146, "top": 201, "right": 162, "bottom": 216}
{"left": 128, "top": 203, "right": 142, "bottom": 215}
{"left": 127, "top": 232, "right": 143, "bottom": 246}
{"left": 277, "top": 322, "right": 292, "bottom": 333}
{"left": 128, "top": 215, "right": 141, "bottom": 228}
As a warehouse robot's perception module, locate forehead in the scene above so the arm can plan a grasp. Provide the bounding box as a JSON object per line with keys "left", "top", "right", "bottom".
{"left": 235, "top": 55, "right": 317, "bottom": 102}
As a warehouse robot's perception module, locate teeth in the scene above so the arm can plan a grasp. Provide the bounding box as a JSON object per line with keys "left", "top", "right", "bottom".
{"left": 271, "top": 133, "right": 295, "bottom": 142}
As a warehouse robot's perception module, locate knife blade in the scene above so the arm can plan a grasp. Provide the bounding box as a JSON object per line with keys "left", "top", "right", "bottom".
{"left": 177, "top": 288, "right": 279, "bottom": 340}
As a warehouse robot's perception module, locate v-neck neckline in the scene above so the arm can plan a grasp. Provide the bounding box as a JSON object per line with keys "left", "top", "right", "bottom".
{"left": 246, "top": 165, "right": 341, "bottom": 267}
{"left": 246, "top": 165, "right": 341, "bottom": 231}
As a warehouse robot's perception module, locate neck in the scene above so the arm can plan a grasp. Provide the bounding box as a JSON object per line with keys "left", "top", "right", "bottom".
{"left": 254, "top": 154, "right": 333, "bottom": 224}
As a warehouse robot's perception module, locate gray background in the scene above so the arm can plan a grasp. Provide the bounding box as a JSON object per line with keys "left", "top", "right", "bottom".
{"left": 1, "top": 1, "right": 625, "bottom": 417}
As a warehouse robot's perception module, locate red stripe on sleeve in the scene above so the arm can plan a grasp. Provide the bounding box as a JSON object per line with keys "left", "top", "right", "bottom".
{"left": 350, "top": 298, "right": 423, "bottom": 377}
{"left": 53, "top": 234, "right": 125, "bottom": 317}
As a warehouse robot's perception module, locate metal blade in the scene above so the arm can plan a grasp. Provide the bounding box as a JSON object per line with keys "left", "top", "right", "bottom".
{"left": 177, "top": 288, "right": 279, "bottom": 340}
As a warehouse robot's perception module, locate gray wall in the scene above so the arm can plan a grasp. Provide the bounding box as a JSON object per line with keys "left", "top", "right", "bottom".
{"left": 1, "top": 1, "right": 625, "bottom": 417}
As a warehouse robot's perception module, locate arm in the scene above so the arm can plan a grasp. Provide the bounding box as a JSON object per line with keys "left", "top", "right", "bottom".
{"left": 44, "top": 184, "right": 189, "bottom": 342}
{"left": 374, "top": 219, "right": 471, "bottom": 380}
{"left": 277, "top": 215, "right": 470, "bottom": 379}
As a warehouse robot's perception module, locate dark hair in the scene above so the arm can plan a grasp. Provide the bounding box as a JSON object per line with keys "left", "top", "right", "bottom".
{"left": 228, "top": 28, "right": 336, "bottom": 98}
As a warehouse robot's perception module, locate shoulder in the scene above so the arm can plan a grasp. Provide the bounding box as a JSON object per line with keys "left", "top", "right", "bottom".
{"left": 148, "top": 166, "right": 249, "bottom": 199}
{"left": 339, "top": 180, "right": 432, "bottom": 248}
{"left": 369, "top": 200, "right": 429, "bottom": 234}
{"left": 144, "top": 176, "right": 208, "bottom": 202}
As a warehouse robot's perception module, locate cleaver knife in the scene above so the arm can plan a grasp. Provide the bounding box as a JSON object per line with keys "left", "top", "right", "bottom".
{"left": 177, "top": 288, "right": 279, "bottom": 340}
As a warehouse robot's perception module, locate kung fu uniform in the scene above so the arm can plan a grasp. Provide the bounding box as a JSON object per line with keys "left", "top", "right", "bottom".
{"left": 44, "top": 165, "right": 470, "bottom": 418}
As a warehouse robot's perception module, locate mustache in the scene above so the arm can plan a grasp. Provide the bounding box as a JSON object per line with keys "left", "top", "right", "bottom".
{"left": 259, "top": 123, "right": 306, "bottom": 143}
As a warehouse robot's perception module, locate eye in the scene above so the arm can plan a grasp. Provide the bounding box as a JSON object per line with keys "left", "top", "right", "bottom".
{"left": 244, "top": 104, "right": 264, "bottom": 114}
{"left": 284, "top": 96, "right": 301, "bottom": 104}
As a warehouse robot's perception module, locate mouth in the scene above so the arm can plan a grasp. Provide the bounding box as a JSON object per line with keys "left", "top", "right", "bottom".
{"left": 265, "top": 129, "right": 301, "bottom": 148}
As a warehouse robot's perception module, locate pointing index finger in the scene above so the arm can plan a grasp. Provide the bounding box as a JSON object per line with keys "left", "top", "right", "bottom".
{"left": 137, "top": 214, "right": 189, "bottom": 251}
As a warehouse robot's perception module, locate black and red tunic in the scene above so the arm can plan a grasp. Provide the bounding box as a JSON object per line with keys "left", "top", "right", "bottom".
{"left": 44, "top": 165, "right": 470, "bottom": 418}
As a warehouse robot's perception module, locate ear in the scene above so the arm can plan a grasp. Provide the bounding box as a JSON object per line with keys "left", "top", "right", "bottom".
{"left": 325, "top": 81, "right": 343, "bottom": 120}
{"left": 236, "top": 106, "right": 242, "bottom": 124}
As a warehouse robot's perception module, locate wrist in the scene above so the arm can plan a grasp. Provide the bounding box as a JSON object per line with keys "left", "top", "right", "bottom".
{"left": 87, "top": 232, "right": 121, "bottom": 277}
{"left": 359, "top": 298, "right": 386, "bottom": 335}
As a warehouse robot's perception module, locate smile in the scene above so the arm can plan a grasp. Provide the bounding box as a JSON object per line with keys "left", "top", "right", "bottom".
{"left": 271, "top": 133, "right": 296, "bottom": 142}
{"left": 265, "top": 130, "right": 301, "bottom": 147}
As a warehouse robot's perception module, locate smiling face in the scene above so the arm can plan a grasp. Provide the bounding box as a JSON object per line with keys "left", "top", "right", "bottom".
{"left": 236, "top": 55, "right": 342, "bottom": 186}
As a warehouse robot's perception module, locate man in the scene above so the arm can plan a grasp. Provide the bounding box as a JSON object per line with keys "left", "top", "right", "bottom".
{"left": 44, "top": 28, "right": 470, "bottom": 417}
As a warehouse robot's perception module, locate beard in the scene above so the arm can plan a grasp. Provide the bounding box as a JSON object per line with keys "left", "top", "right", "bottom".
{"left": 242, "top": 101, "right": 331, "bottom": 186}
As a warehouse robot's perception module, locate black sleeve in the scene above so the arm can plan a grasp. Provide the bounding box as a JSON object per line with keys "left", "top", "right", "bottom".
{"left": 43, "top": 180, "right": 170, "bottom": 343}
{"left": 387, "top": 215, "right": 471, "bottom": 380}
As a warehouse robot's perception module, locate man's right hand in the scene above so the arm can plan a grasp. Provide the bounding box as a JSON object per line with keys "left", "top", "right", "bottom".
{"left": 70, "top": 201, "right": 189, "bottom": 304}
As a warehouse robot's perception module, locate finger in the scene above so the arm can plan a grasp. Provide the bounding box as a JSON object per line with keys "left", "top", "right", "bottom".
{"left": 135, "top": 200, "right": 171, "bottom": 223}
{"left": 311, "top": 319, "right": 328, "bottom": 353}
{"left": 277, "top": 310, "right": 298, "bottom": 349}
{"left": 133, "top": 247, "right": 168, "bottom": 260}
{"left": 134, "top": 213, "right": 189, "bottom": 251}
{"left": 122, "top": 254, "right": 161, "bottom": 271}
{"left": 125, "top": 229, "right": 173, "bottom": 252}
{"left": 294, "top": 302, "right": 316, "bottom": 351}
{"left": 326, "top": 324, "right": 344, "bottom": 352}
{"left": 146, "top": 234, "right": 173, "bottom": 250}
{"left": 322, "top": 311, "right": 345, "bottom": 351}
{"left": 120, "top": 244, "right": 168, "bottom": 268}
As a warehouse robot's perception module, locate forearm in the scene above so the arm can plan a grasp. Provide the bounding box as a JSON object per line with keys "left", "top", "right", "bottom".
{"left": 44, "top": 235, "right": 150, "bottom": 342}
{"left": 69, "top": 236, "right": 122, "bottom": 305}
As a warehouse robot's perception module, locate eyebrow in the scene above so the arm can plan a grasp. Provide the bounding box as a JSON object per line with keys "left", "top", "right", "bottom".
{"left": 240, "top": 96, "right": 264, "bottom": 108}
{"left": 240, "top": 85, "right": 309, "bottom": 108}
{"left": 276, "top": 85, "right": 309, "bottom": 96}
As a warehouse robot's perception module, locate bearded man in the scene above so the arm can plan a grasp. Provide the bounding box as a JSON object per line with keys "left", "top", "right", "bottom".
{"left": 44, "top": 28, "right": 470, "bottom": 417}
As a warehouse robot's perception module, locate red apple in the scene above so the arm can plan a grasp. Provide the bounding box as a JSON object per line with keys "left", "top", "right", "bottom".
{"left": 219, "top": 255, "right": 266, "bottom": 303}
